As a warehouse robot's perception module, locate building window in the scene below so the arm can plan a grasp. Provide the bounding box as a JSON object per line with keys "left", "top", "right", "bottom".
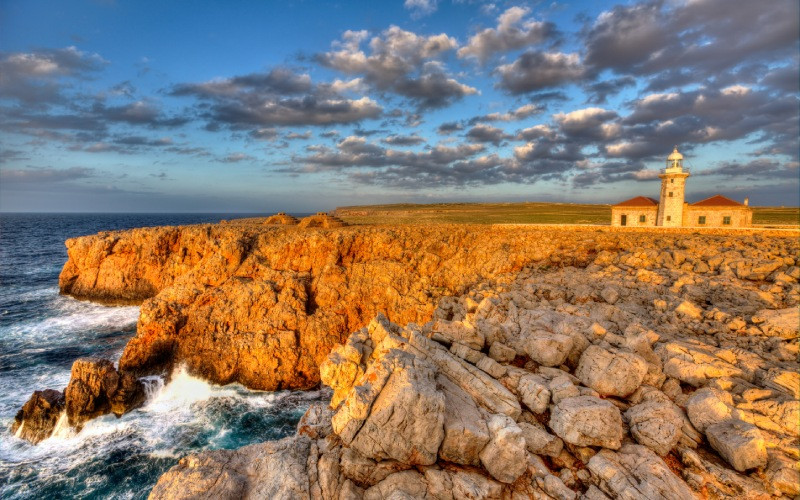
{"left": 621, "top": 214, "right": 627, "bottom": 226}
{"left": 723, "top": 216, "right": 731, "bottom": 225}
{"left": 639, "top": 215, "right": 646, "bottom": 223}
{"left": 670, "top": 179, "right": 674, "bottom": 184}
{"left": 669, "top": 192, "right": 673, "bottom": 197}
{"left": 666, "top": 216, "right": 671, "bottom": 221}
{"left": 698, "top": 216, "right": 706, "bottom": 225}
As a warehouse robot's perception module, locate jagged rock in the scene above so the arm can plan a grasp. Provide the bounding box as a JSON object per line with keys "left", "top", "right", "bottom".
{"left": 657, "top": 341, "right": 745, "bottom": 387}
{"left": 476, "top": 356, "right": 507, "bottom": 379}
{"left": 11, "top": 389, "right": 65, "bottom": 444}
{"left": 517, "top": 373, "right": 551, "bottom": 413}
{"left": 65, "top": 357, "right": 145, "bottom": 430}
{"left": 409, "top": 332, "right": 521, "bottom": 420}
{"left": 436, "top": 374, "right": 490, "bottom": 465}
{"left": 519, "top": 421, "right": 563, "bottom": 457}
{"left": 364, "top": 470, "right": 427, "bottom": 499}
{"left": 685, "top": 387, "right": 733, "bottom": 433}
{"left": 339, "top": 448, "right": 410, "bottom": 487}
{"left": 588, "top": 444, "right": 695, "bottom": 499}
{"left": 432, "top": 319, "right": 484, "bottom": 350}
{"left": 549, "top": 396, "right": 623, "bottom": 449}
{"left": 479, "top": 414, "right": 527, "bottom": 484}
{"left": 706, "top": 419, "right": 768, "bottom": 472}
{"left": 575, "top": 346, "right": 648, "bottom": 398}
{"left": 600, "top": 286, "right": 619, "bottom": 305}
{"left": 337, "top": 349, "right": 445, "bottom": 466}
{"left": 520, "top": 330, "right": 573, "bottom": 367}
{"left": 675, "top": 300, "right": 703, "bottom": 320}
{"left": 625, "top": 400, "right": 682, "bottom": 456}
{"left": 149, "top": 435, "right": 314, "bottom": 500}
{"left": 548, "top": 374, "right": 580, "bottom": 404}
{"left": 296, "top": 402, "right": 334, "bottom": 439}
{"left": 488, "top": 341, "right": 516, "bottom": 363}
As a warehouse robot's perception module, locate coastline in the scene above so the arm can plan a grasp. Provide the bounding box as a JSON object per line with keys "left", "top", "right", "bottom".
{"left": 13, "top": 218, "right": 800, "bottom": 498}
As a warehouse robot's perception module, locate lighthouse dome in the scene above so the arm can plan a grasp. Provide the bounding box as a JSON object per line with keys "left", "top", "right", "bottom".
{"left": 667, "top": 147, "right": 683, "bottom": 161}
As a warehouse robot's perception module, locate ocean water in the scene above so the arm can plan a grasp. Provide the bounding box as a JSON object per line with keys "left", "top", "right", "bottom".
{"left": 0, "top": 213, "right": 324, "bottom": 499}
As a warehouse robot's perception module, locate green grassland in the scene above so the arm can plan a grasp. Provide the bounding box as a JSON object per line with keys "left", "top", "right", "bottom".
{"left": 333, "top": 202, "right": 799, "bottom": 227}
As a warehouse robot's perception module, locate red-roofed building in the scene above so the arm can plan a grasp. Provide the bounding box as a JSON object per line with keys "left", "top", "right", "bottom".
{"left": 611, "top": 147, "right": 752, "bottom": 228}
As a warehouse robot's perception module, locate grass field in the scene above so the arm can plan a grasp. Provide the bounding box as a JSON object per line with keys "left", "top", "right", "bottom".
{"left": 333, "top": 202, "right": 799, "bottom": 227}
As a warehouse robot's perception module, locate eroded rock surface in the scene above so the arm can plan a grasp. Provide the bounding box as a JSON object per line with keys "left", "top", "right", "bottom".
{"left": 19, "top": 221, "right": 799, "bottom": 496}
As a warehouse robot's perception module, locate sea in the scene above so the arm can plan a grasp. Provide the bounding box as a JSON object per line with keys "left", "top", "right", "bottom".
{"left": 0, "top": 213, "right": 324, "bottom": 499}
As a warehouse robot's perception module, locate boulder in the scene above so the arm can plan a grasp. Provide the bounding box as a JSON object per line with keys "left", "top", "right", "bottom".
{"left": 364, "top": 470, "right": 427, "bottom": 500}
{"left": 706, "top": 419, "right": 768, "bottom": 472}
{"left": 521, "top": 330, "right": 573, "bottom": 367}
{"left": 149, "top": 435, "right": 314, "bottom": 500}
{"left": 488, "top": 341, "right": 516, "bottom": 363}
{"left": 65, "top": 357, "right": 145, "bottom": 429}
{"left": 517, "top": 374, "right": 551, "bottom": 414}
{"left": 339, "top": 448, "right": 410, "bottom": 487}
{"left": 575, "top": 346, "right": 648, "bottom": 398}
{"left": 549, "top": 396, "right": 623, "bottom": 449}
{"left": 625, "top": 400, "right": 682, "bottom": 456}
{"left": 436, "top": 375, "right": 490, "bottom": 465}
{"left": 343, "top": 351, "right": 445, "bottom": 465}
{"left": 519, "top": 421, "right": 563, "bottom": 457}
{"left": 685, "top": 387, "right": 733, "bottom": 433}
{"left": 479, "top": 414, "right": 527, "bottom": 484}
{"left": 11, "top": 389, "right": 65, "bottom": 444}
{"left": 432, "top": 320, "right": 484, "bottom": 350}
{"left": 588, "top": 444, "right": 695, "bottom": 499}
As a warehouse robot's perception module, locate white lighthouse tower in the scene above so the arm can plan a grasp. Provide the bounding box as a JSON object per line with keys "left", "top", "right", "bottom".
{"left": 656, "top": 146, "right": 690, "bottom": 227}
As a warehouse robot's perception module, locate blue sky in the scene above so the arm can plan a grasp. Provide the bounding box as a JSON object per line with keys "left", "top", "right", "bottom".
{"left": 1, "top": 0, "right": 798, "bottom": 212}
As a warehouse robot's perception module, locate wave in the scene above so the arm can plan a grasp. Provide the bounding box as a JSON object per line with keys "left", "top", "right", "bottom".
{"left": 0, "top": 365, "right": 326, "bottom": 499}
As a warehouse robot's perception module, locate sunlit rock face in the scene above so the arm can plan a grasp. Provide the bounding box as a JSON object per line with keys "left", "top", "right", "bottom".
{"left": 48, "top": 220, "right": 800, "bottom": 498}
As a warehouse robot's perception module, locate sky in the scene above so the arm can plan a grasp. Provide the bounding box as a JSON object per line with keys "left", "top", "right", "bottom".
{"left": 0, "top": 0, "right": 798, "bottom": 212}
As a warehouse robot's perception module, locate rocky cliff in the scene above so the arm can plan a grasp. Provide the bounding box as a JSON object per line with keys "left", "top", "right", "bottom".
{"left": 14, "top": 220, "right": 800, "bottom": 497}
{"left": 150, "top": 237, "right": 800, "bottom": 498}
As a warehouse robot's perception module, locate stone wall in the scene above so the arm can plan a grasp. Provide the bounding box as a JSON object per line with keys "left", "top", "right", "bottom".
{"left": 685, "top": 207, "right": 752, "bottom": 228}
{"left": 610, "top": 207, "right": 657, "bottom": 227}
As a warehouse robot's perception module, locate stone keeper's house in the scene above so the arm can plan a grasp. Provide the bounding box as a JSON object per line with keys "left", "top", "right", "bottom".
{"left": 611, "top": 147, "right": 753, "bottom": 228}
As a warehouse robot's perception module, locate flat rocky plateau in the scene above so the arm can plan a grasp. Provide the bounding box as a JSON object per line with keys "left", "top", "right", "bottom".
{"left": 13, "top": 220, "right": 800, "bottom": 498}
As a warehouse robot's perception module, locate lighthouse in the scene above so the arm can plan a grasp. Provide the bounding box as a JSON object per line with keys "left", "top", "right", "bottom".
{"left": 655, "top": 146, "right": 690, "bottom": 227}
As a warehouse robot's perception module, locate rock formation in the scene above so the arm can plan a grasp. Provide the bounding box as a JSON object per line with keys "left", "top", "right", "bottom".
{"left": 147, "top": 223, "right": 798, "bottom": 498}
{"left": 15, "top": 220, "right": 800, "bottom": 496}
{"left": 12, "top": 357, "right": 144, "bottom": 442}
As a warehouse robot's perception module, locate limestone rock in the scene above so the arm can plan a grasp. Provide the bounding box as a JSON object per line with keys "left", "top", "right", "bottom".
{"left": 479, "top": 414, "right": 527, "bottom": 484}
{"left": 149, "top": 435, "right": 314, "bottom": 500}
{"left": 519, "top": 421, "right": 563, "bottom": 457}
{"left": 11, "top": 389, "right": 65, "bottom": 444}
{"left": 364, "top": 470, "right": 427, "bottom": 500}
{"left": 488, "top": 341, "right": 516, "bottom": 363}
{"left": 342, "top": 350, "right": 445, "bottom": 465}
{"left": 575, "top": 346, "right": 648, "bottom": 398}
{"left": 65, "top": 357, "right": 144, "bottom": 430}
{"left": 437, "top": 374, "right": 490, "bottom": 465}
{"left": 588, "top": 444, "right": 695, "bottom": 499}
{"left": 706, "top": 419, "right": 767, "bottom": 472}
{"left": 432, "top": 319, "right": 484, "bottom": 350}
{"left": 685, "top": 387, "right": 733, "bottom": 433}
{"left": 409, "top": 332, "right": 521, "bottom": 420}
{"left": 521, "top": 330, "right": 574, "bottom": 367}
{"left": 339, "top": 448, "right": 410, "bottom": 487}
{"left": 517, "top": 373, "right": 551, "bottom": 414}
{"left": 625, "top": 400, "right": 682, "bottom": 456}
{"left": 549, "top": 396, "right": 623, "bottom": 449}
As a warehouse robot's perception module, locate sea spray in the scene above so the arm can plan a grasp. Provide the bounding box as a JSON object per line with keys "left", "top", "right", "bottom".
{"left": 0, "top": 213, "right": 319, "bottom": 499}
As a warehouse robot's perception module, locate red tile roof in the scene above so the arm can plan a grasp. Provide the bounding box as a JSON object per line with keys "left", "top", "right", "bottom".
{"left": 690, "top": 195, "right": 744, "bottom": 207}
{"left": 613, "top": 196, "right": 659, "bottom": 207}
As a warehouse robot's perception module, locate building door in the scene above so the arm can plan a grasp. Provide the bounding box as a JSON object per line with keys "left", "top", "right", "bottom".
{"left": 621, "top": 214, "right": 627, "bottom": 226}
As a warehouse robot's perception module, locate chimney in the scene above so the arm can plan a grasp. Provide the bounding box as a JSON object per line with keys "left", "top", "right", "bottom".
{"left": 744, "top": 197, "right": 749, "bottom": 206}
